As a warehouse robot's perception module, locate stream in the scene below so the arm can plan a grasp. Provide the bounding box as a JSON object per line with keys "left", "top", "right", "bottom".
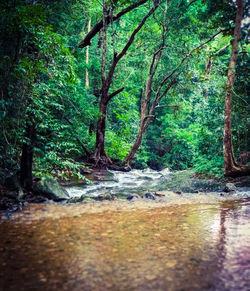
{"left": 0, "top": 170, "right": 250, "bottom": 290}
{"left": 65, "top": 168, "right": 171, "bottom": 198}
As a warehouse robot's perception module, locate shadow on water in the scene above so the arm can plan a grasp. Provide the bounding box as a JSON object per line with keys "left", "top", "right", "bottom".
{"left": 0, "top": 199, "right": 250, "bottom": 290}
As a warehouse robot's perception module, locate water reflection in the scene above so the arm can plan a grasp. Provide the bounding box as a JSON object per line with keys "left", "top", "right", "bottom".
{"left": 0, "top": 199, "right": 249, "bottom": 290}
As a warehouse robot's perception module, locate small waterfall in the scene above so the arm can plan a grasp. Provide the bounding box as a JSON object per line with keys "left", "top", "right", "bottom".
{"left": 66, "top": 168, "right": 171, "bottom": 198}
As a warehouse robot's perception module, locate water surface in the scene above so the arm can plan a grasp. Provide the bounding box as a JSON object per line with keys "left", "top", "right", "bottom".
{"left": 0, "top": 198, "right": 249, "bottom": 290}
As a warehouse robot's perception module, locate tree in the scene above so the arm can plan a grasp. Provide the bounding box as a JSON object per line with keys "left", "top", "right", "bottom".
{"left": 92, "top": 0, "right": 160, "bottom": 167}
{"left": 223, "top": 0, "right": 250, "bottom": 177}
{"left": 124, "top": 0, "right": 225, "bottom": 167}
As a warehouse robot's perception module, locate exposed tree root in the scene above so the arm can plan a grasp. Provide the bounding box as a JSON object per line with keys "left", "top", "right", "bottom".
{"left": 85, "top": 150, "right": 131, "bottom": 172}
{"left": 225, "top": 163, "right": 250, "bottom": 178}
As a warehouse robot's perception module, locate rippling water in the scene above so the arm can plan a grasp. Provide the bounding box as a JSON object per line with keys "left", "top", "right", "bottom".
{"left": 65, "top": 168, "right": 171, "bottom": 197}
{"left": 0, "top": 198, "right": 249, "bottom": 290}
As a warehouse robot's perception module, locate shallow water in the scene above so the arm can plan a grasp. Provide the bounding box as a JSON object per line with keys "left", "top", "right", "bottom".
{"left": 0, "top": 198, "right": 250, "bottom": 290}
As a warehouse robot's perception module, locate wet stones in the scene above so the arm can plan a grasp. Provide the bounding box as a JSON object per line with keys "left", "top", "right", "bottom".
{"left": 143, "top": 192, "right": 156, "bottom": 200}
{"left": 154, "top": 193, "right": 165, "bottom": 198}
{"left": 68, "top": 194, "right": 89, "bottom": 203}
{"left": 127, "top": 195, "right": 140, "bottom": 201}
{"left": 94, "top": 194, "right": 115, "bottom": 201}
{"left": 222, "top": 183, "right": 237, "bottom": 193}
{"left": 127, "top": 192, "right": 167, "bottom": 201}
{"left": 137, "top": 176, "right": 153, "bottom": 181}
{"left": 33, "top": 177, "right": 70, "bottom": 201}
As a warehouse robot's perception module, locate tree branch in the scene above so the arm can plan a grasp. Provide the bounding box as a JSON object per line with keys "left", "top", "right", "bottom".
{"left": 107, "top": 87, "right": 125, "bottom": 102}
{"left": 64, "top": 117, "right": 91, "bottom": 156}
{"left": 116, "top": 1, "right": 160, "bottom": 63}
{"left": 78, "top": 0, "right": 148, "bottom": 49}
{"left": 212, "top": 43, "right": 230, "bottom": 56}
{"left": 105, "top": 0, "right": 160, "bottom": 91}
{"left": 157, "top": 77, "right": 177, "bottom": 101}
{"left": 149, "top": 77, "right": 177, "bottom": 119}
{"left": 144, "top": 115, "right": 155, "bottom": 119}
{"left": 156, "top": 29, "right": 225, "bottom": 95}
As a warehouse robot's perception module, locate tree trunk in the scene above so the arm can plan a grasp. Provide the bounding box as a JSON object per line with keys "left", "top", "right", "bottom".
{"left": 223, "top": 0, "right": 250, "bottom": 177}
{"left": 93, "top": 99, "right": 112, "bottom": 166}
{"left": 20, "top": 123, "right": 36, "bottom": 189}
{"left": 124, "top": 77, "right": 176, "bottom": 167}
{"left": 124, "top": 122, "right": 148, "bottom": 166}
{"left": 93, "top": 1, "right": 112, "bottom": 166}
{"left": 124, "top": 76, "right": 152, "bottom": 166}
{"left": 85, "top": 19, "right": 91, "bottom": 88}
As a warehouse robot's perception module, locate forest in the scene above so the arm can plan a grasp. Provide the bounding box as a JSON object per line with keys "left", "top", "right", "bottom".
{"left": 0, "top": 1, "right": 250, "bottom": 290}
{"left": 0, "top": 0, "right": 249, "bottom": 193}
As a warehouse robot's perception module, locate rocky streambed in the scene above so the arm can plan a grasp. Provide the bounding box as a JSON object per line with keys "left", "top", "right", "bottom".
{"left": 1, "top": 169, "right": 250, "bottom": 212}
{"left": 64, "top": 169, "right": 250, "bottom": 203}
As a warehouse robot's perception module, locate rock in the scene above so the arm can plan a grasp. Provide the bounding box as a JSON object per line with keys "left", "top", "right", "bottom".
{"left": 80, "top": 168, "right": 92, "bottom": 175}
{"left": 68, "top": 194, "right": 88, "bottom": 203}
{"left": 143, "top": 192, "right": 156, "bottom": 200}
{"left": 223, "top": 183, "right": 237, "bottom": 193}
{"left": 160, "top": 168, "right": 170, "bottom": 175}
{"left": 154, "top": 192, "right": 165, "bottom": 197}
{"left": 94, "top": 194, "right": 113, "bottom": 201}
{"left": 34, "top": 177, "right": 69, "bottom": 201}
{"left": 127, "top": 195, "right": 140, "bottom": 201}
{"left": 137, "top": 176, "right": 153, "bottom": 181}
{"left": 23, "top": 192, "right": 47, "bottom": 203}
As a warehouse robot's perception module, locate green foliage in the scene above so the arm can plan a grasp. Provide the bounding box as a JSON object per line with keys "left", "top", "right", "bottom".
{"left": 106, "top": 131, "right": 132, "bottom": 160}
{"left": 0, "top": 0, "right": 248, "bottom": 181}
{"left": 193, "top": 155, "right": 224, "bottom": 178}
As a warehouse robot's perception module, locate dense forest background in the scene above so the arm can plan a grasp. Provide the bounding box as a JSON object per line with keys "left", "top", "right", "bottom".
{"left": 0, "top": 0, "right": 249, "bottom": 187}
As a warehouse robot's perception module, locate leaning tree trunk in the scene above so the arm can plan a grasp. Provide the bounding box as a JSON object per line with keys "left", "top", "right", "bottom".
{"left": 124, "top": 121, "right": 149, "bottom": 167}
{"left": 223, "top": 0, "right": 250, "bottom": 177}
{"left": 20, "top": 123, "right": 36, "bottom": 189}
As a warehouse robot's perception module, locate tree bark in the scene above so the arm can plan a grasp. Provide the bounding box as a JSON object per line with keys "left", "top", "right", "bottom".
{"left": 93, "top": 100, "right": 112, "bottom": 165}
{"left": 20, "top": 123, "right": 36, "bottom": 190}
{"left": 223, "top": 0, "right": 250, "bottom": 177}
